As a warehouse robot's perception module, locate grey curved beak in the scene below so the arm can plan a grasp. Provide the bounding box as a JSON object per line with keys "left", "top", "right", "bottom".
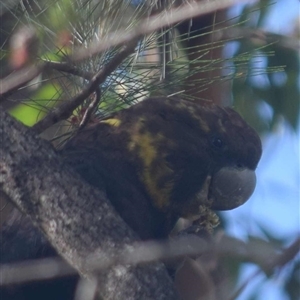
{"left": 209, "top": 167, "right": 257, "bottom": 210}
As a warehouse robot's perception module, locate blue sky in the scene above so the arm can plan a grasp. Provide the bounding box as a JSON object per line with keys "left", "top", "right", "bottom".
{"left": 224, "top": 1, "right": 299, "bottom": 298}
{"left": 224, "top": 122, "right": 299, "bottom": 300}
{"left": 226, "top": 122, "right": 299, "bottom": 241}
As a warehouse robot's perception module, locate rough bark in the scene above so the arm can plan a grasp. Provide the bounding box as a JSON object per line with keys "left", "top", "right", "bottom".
{"left": 0, "top": 110, "right": 178, "bottom": 300}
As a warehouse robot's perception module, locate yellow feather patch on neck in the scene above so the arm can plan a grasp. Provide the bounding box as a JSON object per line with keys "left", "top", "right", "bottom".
{"left": 127, "top": 121, "right": 173, "bottom": 209}
{"left": 100, "top": 118, "right": 122, "bottom": 127}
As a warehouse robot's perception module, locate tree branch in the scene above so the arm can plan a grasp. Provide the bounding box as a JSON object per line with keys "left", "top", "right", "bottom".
{"left": 32, "top": 39, "right": 138, "bottom": 134}
{"left": 71, "top": 0, "right": 257, "bottom": 62}
{"left": 0, "top": 65, "right": 43, "bottom": 99}
{"left": 0, "top": 110, "right": 178, "bottom": 300}
{"left": 2, "top": 229, "right": 298, "bottom": 288}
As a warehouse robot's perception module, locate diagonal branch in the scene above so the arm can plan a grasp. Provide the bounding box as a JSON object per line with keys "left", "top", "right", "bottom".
{"left": 0, "top": 65, "right": 43, "bottom": 100}
{"left": 32, "top": 39, "right": 138, "bottom": 134}
{"left": 0, "top": 110, "right": 178, "bottom": 300}
{"left": 71, "top": 0, "right": 257, "bottom": 62}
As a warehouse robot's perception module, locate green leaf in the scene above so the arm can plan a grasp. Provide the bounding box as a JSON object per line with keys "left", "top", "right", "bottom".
{"left": 9, "top": 83, "right": 62, "bottom": 126}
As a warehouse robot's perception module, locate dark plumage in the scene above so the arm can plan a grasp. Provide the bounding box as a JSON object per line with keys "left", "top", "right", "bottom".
{"left": 61, "top": 97, "right": 262, "bottom": 239}
{"left": 0, "top": 97, "right": 262, "bottom": 300}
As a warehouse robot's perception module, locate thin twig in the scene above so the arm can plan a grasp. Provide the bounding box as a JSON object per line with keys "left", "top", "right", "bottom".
{"left": 226, "top": 269, "right": 261, "bottom": 300}
{"left": 32, "top": 39, "right": 138, "bottom": 134}
{"left": 2, "top": 234, "right": 299, "bottom": 287}
{"left": 271, "top": 236, "right": 300, "bottom": 269}
{"left": 0, "top": 61, "right": 93, "bottom": 104}
{"left": 220, "top": 27, "right": 300, "bottom": 51}
{"left": 74, "top": 278, "right": 98, "bottom": 300}
{"left": 0, "top": 257, "right": 75, "bottom": 286}
{"left": 0, "top": 65, "right": 43, "bottom": 99}
{"left": 44, "top": 60, "right": 94, "bottom": 80}
{"left": 79, "top": 87, "right": 101, "bottom": 129}
{"left": 0, "top": 236, "right": 208, "bottom": 286}
{"left": 226, "top": 236, "right": 300, "bottom": 300}
{"left": 71, "top": 0, "right": 257, "bottom": 62}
